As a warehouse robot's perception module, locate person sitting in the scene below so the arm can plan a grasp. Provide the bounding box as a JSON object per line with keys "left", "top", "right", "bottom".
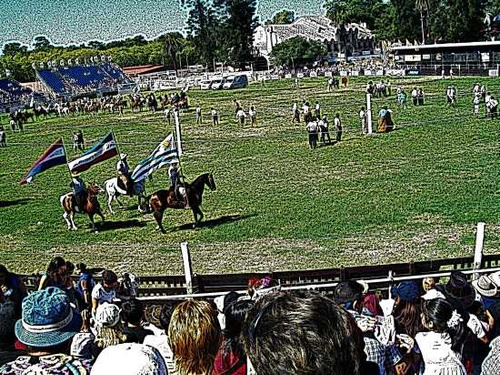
{"left": 0, "top": 287, "right": 91, "bottom": 373}
{"left": 70, "top": 174, "right": 86, "bottom": 211}
{"left": 240, "top": 290, "right": 375, "bottom": 375}
{"left": 38, "top": 256, "right": 66, "bottom": 290}
{"left": 168, "top": 299, "right": 220, "bottom": 374}
{"left": 121, "top": 298, "right": 154, "bottom": 344}
{"left": 116, "top": 153, "right": 132, "bottom": 194}
{"left": 168, "top": 161, "right": 186, "bottom": 204}
{"left": 91, "top": 270, "right": 118, "bottom": 316}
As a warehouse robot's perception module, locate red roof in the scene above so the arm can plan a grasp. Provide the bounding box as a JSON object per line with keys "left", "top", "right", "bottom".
{"left": 122, "top": 65, "right": 165, "bottom": 76}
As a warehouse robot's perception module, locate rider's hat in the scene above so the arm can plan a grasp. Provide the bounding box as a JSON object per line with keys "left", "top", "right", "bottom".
{"left": 120, "top": 153, "right": 128, "bottom": 160}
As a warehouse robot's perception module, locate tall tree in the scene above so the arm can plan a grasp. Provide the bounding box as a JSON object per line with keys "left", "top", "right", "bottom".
{"left": 415, "top": 0, "right": 430, "bottom": 44}
{"left": 392, "top": 0, "right": 421, "bottom": 41}
{"left": 270, "top": 36, "right": 327, "bottom": 67}
{"left": 265, "top": 9, "right": 295, "bottom": 25}
{"left": 324, "top": 0, "right": 356, "bottom": 59}
{"left": 2, "top": 42, "right": 28, "bottom": 57}
{"left": 32, "top": 36, "right": 53, "bottom": 51}
{"left": 158, "top": 32, "right": 185, "bottom": 70}
{"left": 186, "top": 0, "right": 220, "bottom": 69}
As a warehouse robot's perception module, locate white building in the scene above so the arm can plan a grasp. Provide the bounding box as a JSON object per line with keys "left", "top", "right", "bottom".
{"left": 253, "top": 15, "right": 374, "bottom": 64}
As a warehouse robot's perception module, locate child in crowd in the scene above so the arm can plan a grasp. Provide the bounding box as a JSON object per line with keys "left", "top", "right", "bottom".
{"left": 91, "top": 270, "right": 118, "bottom": 316}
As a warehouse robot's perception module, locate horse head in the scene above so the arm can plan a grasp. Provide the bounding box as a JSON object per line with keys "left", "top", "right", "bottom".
{"left": 206, "top": 173, "right": 216, "bottom": 191}
{"left": 88, "top": 183, "right": 104, "bottom": 196}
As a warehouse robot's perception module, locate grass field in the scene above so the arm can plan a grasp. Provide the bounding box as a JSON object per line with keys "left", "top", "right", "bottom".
{"left": 0, "top": 76, "right": 498, "bottom": 276}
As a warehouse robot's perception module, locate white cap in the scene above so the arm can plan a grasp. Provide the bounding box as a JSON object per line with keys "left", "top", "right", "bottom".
{"left": 90, "top": 343, "right": 167, "bottom": 375}
{"left": 120, "top": 153, "right": 128, "bottom": 160}
{"left": 95, "top": 303, "right": 120, "bottom": 327}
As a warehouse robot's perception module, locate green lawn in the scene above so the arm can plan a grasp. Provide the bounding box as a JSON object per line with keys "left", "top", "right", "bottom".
{"left": 0, "top": 76, "right": 498, "bottom": 275}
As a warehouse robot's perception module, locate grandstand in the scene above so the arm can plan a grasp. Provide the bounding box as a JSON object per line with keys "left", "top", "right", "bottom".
{"left": 36, "top": 63, "right": 136, "bottom": 100}
{"left": 0, "top": 78, "right": 34, "bottom": 112}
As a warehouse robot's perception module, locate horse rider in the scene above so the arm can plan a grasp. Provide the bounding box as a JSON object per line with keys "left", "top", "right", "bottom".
{"left": 116, "top": 153, "right": 132, "bottom": 194}
{"left": 71, "top": 174, "right": 86, "bottom": 211}
{"left": 168, "top": 161, "right": 186, "bottom": 204}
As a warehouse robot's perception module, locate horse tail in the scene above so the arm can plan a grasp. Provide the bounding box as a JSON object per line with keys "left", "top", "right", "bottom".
{"left": 144, "top": 194, "right": 153, "bottom": 213}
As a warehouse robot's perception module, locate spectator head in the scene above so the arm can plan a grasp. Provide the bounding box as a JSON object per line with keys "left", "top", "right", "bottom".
{"left": 95, "top": 303, "right": 121, "bottom": 328}
{"left": 15, "top": 287, "right": 81, "bottom": 351}
{"left": 158, "top": 301, "right": 179, "bottom": 332}
{"left": 0, "top": 264, "right": 9, "bottom": 286}
{"left": 66, "top": 261, "right": 75, "bottom": 276}
{"left": 363, "top": 293, "right": 383, "bottom": 317}
{"left": 121, "top": 298, "right": 144, "bottom": 326}
{"left": 95, "top": 304, "right": 125, "bottom": 349}
{"left": 214, "top": 291, "right": 240, "bottom": 330}
{"left": 168, "top": 299, "right": 220, "bottom": 374}
{"left": 445, "top": 271, "right": 475, "bottom": 309}
{"left": 391, "top": 281, "right": 422, "bottom": 337}
{"left": 241, "top": 291, "right": 365, "bottom": 375}
{"left": 421, "top": 298, "right": 466, "bottom": 352}
{"left": 47, "top": 256, "right": 66, "bottom": 276}
{"left": 101, "top": 270, "right": 118, "bottom": 292}
{"left": 91, "top": 343, "right": 167, "bottom": 375}
{"left": 422, "top": 277, "right": 437, "bottom": 292}
{"left": 333, "top": 280, "right": 364, "bottom": 312}
{"left": 222, "top": 299, "right": 254, "bottom": 357}
{"left": 76, "top": 262, "right": 87, "bottom": 273}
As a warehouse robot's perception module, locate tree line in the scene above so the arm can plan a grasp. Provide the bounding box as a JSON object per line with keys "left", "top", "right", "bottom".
{"left": 1, "top": 0, "right": 500, "bottom": 82}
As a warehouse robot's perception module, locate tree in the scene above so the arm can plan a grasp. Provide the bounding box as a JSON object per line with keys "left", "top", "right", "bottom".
{"left": 158, "top": 32, "right": 185, "bottom": 70}
{"left": 270, "top": 36, "right": 327, "bottom": 68}
{"left": 186, "top": 0, "right": 220, "bottom": 69}
{"left": 324, "top": 0, "right": 356, "bottom": 59}
{"left": 32, "top": 36, "right": 53, "bottom": 51}
{"left": 391, "top": 0, "right": 421, "bottom": 41}
{"left": 218, "top": 0, "right": 259, "bottom": 68}
{"left": 415, "top": 0, "right": 430, "bottom": 44}
{"left": 87, "top": 40, "right": 105, "bottom": 50}
{"left": 266, "top": 9, "right": 295, "bottom": 24}
{"left": 2, "top": 42, "right": 28, "bottom": 57}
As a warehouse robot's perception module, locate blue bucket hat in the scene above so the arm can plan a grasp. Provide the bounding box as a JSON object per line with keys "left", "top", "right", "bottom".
{"left": 391, "top": 281, "right": 420, "bottom": 302}
{"left": 15, "top": 287, "right": 81, "bottom": 347}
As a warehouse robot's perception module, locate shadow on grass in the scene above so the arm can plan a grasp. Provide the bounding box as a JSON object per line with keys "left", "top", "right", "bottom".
{"left": 0, "top": 198, "right": 32, "bottom": 208}
{"left": 96, "top": 219, "right": 147, "bottom": 232}
{"left": 170, "top": 214, "right": 256, "bottom": 232}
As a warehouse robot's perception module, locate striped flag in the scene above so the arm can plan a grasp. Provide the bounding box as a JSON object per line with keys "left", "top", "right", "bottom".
{"left": 20, "top": 139, "right": 67, "bottom": 184}
{"left": 131, "top": 134, "right": 178, "bottom": 182}
{"left": 68, "top": 132, "right": 118, "bottom": 175}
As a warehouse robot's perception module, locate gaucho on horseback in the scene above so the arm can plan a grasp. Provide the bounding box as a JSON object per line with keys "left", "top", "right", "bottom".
{"left": 71, "top": 174, "right": 86, "bottom": 211}
{"left": 116, "top": 153, "right": 133, "bottom": 195}
{"left": 168, "top": 161, "right": 187, "bottom": 205}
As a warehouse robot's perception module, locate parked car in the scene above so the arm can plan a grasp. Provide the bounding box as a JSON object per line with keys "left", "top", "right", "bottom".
{"left": 223, "top": 76, "right": 235, "bottom": 89}
{"left": 227, "top": 75, "right": 248, "bottom": 89}
{"left": 211, "top": 78, "right": 224, "bottom": 90}
{"left": 200, "top": 80, "right": 212, "bottom": 90}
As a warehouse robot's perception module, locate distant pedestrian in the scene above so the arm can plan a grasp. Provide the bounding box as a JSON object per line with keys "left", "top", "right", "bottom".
{"left": 446, "top": 86, "right": 456, "bottom": 107}
{"left": 72, "top": 130, "right": 84, "bottom": 152}
{"left": 473, "top": 94, "right": 480, "bottom": 116}
{"left": 211, "top": 107, "right": 219, "bottom": 125}
{"left": 164, "top": 107, "right": 171, "bottom": 125}
{"left": 487, "top": 96, "right": 498, "bottom": 119}
{"left": 292, "top": 102, "right": 300, "bottom": 123}
{"left": 397, "top": 90, "right": 407, "bottom": 109}
{"left": 417, "top": 88, "right": 424, "bottom": 106}
{"left": 0, "top": 126, "right": 6, "bottom": 147}
{"left": 411, "top": 87, "right": 418, "bottom": 106}
{"left": 359, "top": 106, "right": 367, "bottom": 134}
{"left": 327, "top": 78, "right": 334, "bottom": 92}
{"left": 306, "top": 120, "right": 318, "bottom": 149}
{"left": 334, "top": 113, "right": 342, "bottom": 142}
{"left": 450, "top": 68, "right": 454, "bottom": 79}
{"left": 195, "top": 105, "right": 202, "bottom": 124}
{"left": 249, "top": 105, "right": 257, "bottom": 126}
{"left": 236, "top": 108, "right": 246, "bottom": 125}
{"left": 314, "top": 101, "right": 321, "bottom": 120}
{"left": 233, "top": 99, "right": 241, "bottom": 115}
{"left": 318, "top": 116, "right": 331, "bottom": 144}
{"left": 485, "top": 92, "right": 492, "bottom": 117}
{"left": 303, "top": 101, "right": 312, "bottom": 123}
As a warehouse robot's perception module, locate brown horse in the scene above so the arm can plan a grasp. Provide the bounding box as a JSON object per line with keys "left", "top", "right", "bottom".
{"left": 149, "top": 173, "right": 216, "bottom": 233}
{"left": 60, "top": 183, "right": 105, "bottom": 232}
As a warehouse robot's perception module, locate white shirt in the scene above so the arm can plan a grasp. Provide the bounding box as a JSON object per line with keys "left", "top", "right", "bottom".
{"left": 411, "top": 89, "right": 418, "bottom": 97}
{"left": 359, "top": 110, "right": 366, "bottom": 119}
{"left": 196, "top": 106, "right": 201, "bottom": 114}
{"left": 249, "top": 109, "right": 256, "bottom": 117}
{"left": 306, "top": 121, "right": 318, "bottom": 132}
{"left": 211, "top": 109, "right": 218, "bottom": 116}
{"left": 315, "top": 103, "right": 320, "bottom": 111}
{"left": 468, "top": 314, "right": 486, "bottom": 339}
{"left": 292, "top": 103, "right": 297, "bottom": 112}
{"left": 415, "top": 331, "right": 466, "bottom": 375}
{"left": 91, "top": 283, "right": 116, "bottom": 305}
{"left": 236, "top": 109, "right": 246, "bottom": 118}
{"left": 302, "top": 105, "right": 309, "bottom": 114}
{"left": 334, "top": 117, "right": 341, "bottom": 129}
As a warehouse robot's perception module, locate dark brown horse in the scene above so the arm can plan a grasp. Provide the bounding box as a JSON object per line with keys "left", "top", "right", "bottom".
{"left": 60, "top": 183, "right": 105, "bottom": 232}
{"left": 149, "top": 173, "right": 216, "bottom": 233}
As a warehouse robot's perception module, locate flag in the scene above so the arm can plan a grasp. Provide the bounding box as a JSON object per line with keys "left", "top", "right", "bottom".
{"left": 20, "top": 139, "right": 67, "bottom": 185}
{"left": 68, "top": 132, "right": 118, "bottom": 175}
{"left": 131, "top": 134, "right": 178, "bottom": 182}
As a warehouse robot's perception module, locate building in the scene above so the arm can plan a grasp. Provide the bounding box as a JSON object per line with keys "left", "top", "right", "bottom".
{"left": 253, "top": 15, "right": 374, "bottom": 64}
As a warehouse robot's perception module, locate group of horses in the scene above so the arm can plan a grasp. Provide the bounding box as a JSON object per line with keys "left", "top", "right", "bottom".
{"left": 59, "top": 173, "right": 216, "bottom": 233}
{"left": 7, "top": 91, "right": 190, "bottom": 131}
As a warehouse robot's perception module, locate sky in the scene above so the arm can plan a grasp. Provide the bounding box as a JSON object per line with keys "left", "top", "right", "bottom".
{"left": 0, "top": 0, "right": 324, "bottom": 48}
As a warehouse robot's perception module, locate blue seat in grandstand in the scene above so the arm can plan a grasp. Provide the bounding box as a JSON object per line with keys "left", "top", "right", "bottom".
{"left": 0, "top": 79, "right": 31, "bottom": 97}
{"left": 101, "top": 63, "right": 125, "bottom": 80}
{"left": 38, "top": 70, "right": 66, "bottom": 94}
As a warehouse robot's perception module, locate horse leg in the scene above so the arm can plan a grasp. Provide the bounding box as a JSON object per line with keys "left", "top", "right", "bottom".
{"left": 62, "top": 212, "right": 72, "bottom": 230}
{"left": 192, "top": 206, "right": 203, "bottom": 228}
{"left": 69, "top": 212, "right": 77, "bottom": 230}
{"left": 88, "top": 213, "right": 98, "bottom": 232}
{"left": 97, "top": 208, "right": 105, "bottom": 222}
{"left": 153, "top": 211, "right": 165, "bottom": 233}
{"left": 107, "top": 193, "right": 115, "bottom": 214}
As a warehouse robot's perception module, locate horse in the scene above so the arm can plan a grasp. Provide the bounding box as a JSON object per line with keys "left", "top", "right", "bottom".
{"left": 60, "top": 183, "right": 105, "bottom": 232}
{"left": 148, "top": 173, "right": 216, "bottom": 233}
{"left": 104, "top": 175, "right": 146, "bottom": 214}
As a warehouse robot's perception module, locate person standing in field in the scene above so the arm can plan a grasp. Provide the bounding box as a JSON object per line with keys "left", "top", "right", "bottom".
{"left": 314, "top": 101, "right": 321, "bottom": 120}
{"left": 236, "top": 107, "right": 246, "bottom": 125}
{"left": 292, "top": 102, "right": 300, "bottom": 123}
{"left": 195, "top": 104, "right": 202, "bottom": 124}
{"left": 211, "top": 107, "right": 219, "bottom": 125}
{"left": 249, "top": 105, "right": 257, "bottom": 126}
{"left": 473, "top": 94, "right": 481, "bottom": 116}
{"left": 305, "top": 120, "right": 319, "bottom": 149}
{"left": 359, "top": 106, "right": 367, "bottom": 134}
{"left": 327, "top": 77, "right": 334, "bottom": 92}
{"left": 334, "top": 113, "right": 342, "bottom": 143}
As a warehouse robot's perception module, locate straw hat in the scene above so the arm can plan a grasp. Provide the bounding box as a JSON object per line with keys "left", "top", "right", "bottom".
{"left": 472, "top": 275, "right": 498, "bottom": 298}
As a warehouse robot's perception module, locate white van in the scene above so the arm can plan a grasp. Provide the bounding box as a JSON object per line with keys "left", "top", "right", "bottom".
{"left": 200, "top": 80, "right": 212, "bottom": 90}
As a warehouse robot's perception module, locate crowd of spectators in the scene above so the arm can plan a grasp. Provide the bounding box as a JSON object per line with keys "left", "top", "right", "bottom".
{"left": 1, "top": 258, "right": 500, "bottom": 374}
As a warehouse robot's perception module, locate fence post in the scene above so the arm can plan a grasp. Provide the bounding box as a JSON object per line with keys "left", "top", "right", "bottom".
{"left": 181, "top": 242, "right": 193, "bottom": 294}
{"left": 473, "top": 222, "right": 486, "bottom": 280}
{"left": 174, "top": 110, "right": 183, "bottom": 157}
{"left": 366, "top": 93, "right": 373, "bottom": 134}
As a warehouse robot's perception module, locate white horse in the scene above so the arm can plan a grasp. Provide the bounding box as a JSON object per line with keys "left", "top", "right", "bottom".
{"left": 104, "top": 177, "right": 146, "bottom": 214}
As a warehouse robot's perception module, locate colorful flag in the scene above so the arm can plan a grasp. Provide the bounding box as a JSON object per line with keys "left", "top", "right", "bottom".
{"left": 20, "top": 139, "right": 67, "bottom": 184}
{"left": 68, "top": 132, "right": 117, "bottom": 175}
{"left": 131, "top": 134, "right": 178, "bottom": 182}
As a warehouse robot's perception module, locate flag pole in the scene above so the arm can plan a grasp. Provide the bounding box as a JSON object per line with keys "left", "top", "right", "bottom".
{"left": 61, "top": 138, "right": 76, "bottom": 192}
{"left": 172, "top": 130, "right": 190, "bottom": 208}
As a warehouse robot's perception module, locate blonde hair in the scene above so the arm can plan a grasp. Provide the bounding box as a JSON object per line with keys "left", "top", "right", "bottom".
{"left": 94, "top": 321, "right": 126, "bottom": 350}
{"left": 168, "top": 299, "right": 220, "bottom": 375}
